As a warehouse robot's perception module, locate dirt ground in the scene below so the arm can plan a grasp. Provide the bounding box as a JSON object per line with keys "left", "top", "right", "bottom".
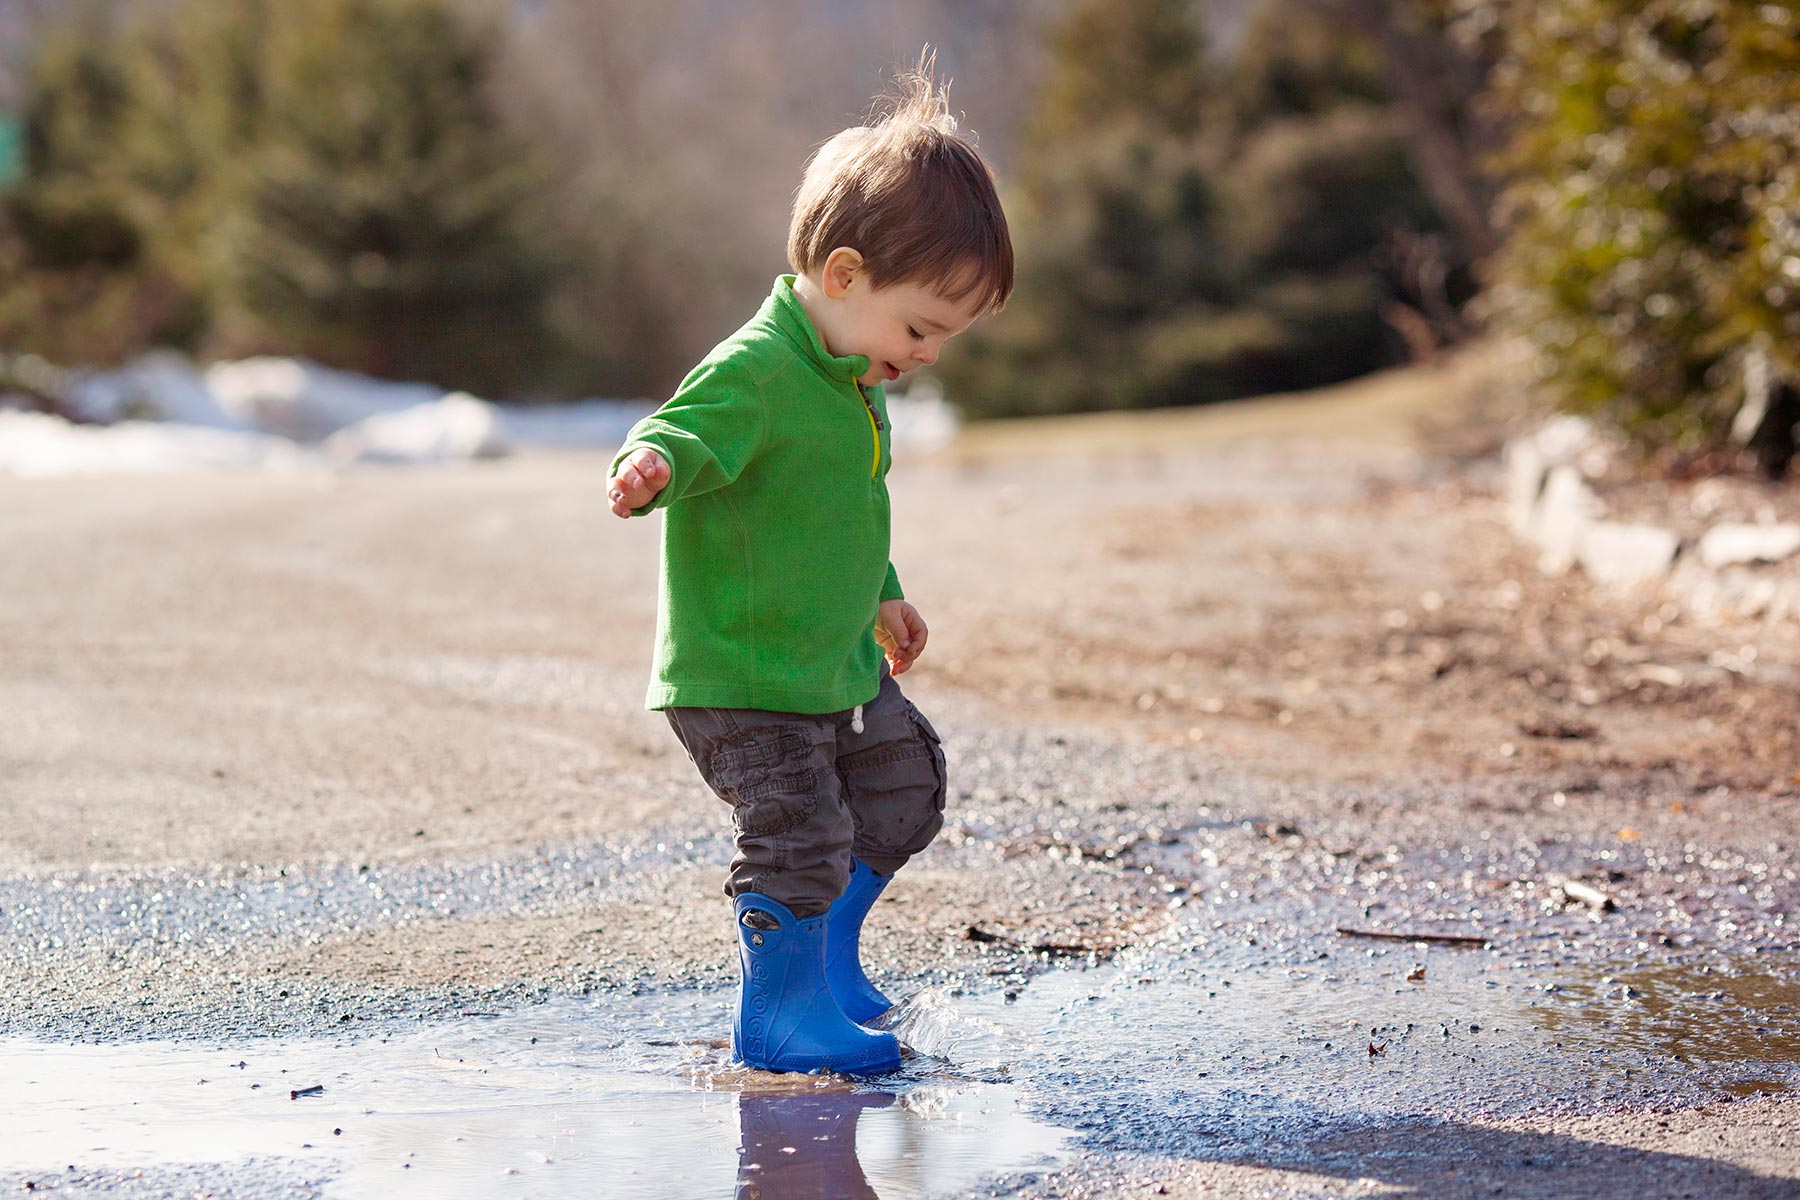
{"left": 2, "top": 350, "right": 1796, "bottom": 1196}
{"left": 927, "top": 353, "right": 1800, "bottom": 794}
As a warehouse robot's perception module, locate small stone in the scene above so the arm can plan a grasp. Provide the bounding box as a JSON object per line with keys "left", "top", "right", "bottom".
{"left": 1577, "top": 522, "right": 1679, "bottom": 588}
{"left": 1696, "top": 522, "right": 1800, "bottom": 569}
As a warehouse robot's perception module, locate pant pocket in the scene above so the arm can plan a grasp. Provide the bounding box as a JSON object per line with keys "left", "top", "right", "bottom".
{"left": 708, "top": 723, "right": 821, "bottom": 839}
{"left": 902, "top": 700, "right": 948, "bottom": 814}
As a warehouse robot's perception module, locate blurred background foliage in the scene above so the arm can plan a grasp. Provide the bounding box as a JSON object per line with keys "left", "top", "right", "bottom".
{"left": 1475, "top": 0, "right": 1800, "bottom": 465}
{"left": 941, "top": 0, "right": 1485, "bottom": 417}
{"left": 0, "top": 0, "right": 1795, "bottom": 467}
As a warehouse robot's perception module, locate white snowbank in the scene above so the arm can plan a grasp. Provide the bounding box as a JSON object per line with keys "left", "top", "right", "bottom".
{"left": 206, "top": 357, "right": 448, "bottom": 441}
{"left": 64, "top": 351, "right": 238, "bottom": 429}
{"left": 499, "top": 400, "right": 656, "bottom": 448}
{"left": 1, "top": 351, "right": 964, "bottom": 477}
{"left": 0, "top": 410, "right": 317, "bottom": 478}
{"left": 325, "top": 393, "right": 508, "bottom": 464}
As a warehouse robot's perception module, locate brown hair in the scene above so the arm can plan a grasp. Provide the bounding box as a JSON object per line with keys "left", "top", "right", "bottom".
{"left": 787, "top": 50, "right": 1014, "bottom": 314}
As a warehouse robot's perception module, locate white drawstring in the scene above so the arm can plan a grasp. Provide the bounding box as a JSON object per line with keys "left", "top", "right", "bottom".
{"left": 851, "top": 704, "right": 864, "bottom": 734}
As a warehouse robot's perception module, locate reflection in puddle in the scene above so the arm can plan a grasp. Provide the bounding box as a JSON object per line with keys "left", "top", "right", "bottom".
{"left": 737, "top": 1088, "right": 891, "bottom": 1199}
{"left": 0, "top": 994, "right": 1066, "bottom": 1198}
{"left": 1536, "top": 963, "right": 1800, "bottom": 1064}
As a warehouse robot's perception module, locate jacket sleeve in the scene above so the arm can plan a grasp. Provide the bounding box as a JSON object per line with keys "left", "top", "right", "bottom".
{"left": 610, "top": 353, "right": 767, "bottom": 513}
{"left": 880, "top": 561, "right": 904, "bottom": 603}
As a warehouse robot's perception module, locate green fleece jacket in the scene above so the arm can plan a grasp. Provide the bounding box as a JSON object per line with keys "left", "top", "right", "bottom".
{"left": 612, "top": 275, "right": 903, "bottom": 713}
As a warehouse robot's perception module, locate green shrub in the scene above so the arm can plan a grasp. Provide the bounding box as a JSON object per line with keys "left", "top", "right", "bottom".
{"left": 1479, "top": 0, "right": 1800, "bottom": 452}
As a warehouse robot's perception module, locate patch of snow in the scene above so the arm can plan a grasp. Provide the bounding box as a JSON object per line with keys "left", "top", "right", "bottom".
{"left": 206, "top": 358, "right": 445, "bottom": 442}
{"left": 325, "top": 394, "right": 509, "bottom": 464}
{"left": 1, "top": 350, "right": 960, "bottom": 477}
{"left": 499, "top": 400, "right": 656, "bottom": 448}
{"left": 0, "top": 411, "right": 318, "bottom": 478}
{"left": 65, "top": 351, "right": 239, "bottom": 428}
{"left": 1503, "top": 437, "right": 1546, "bottom": 535}
{"left": 1504, "top": 415, "right": 1608, "bottom": 537}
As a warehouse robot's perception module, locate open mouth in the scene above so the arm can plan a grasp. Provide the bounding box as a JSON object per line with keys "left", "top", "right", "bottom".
{"left": 884, "top": 362, "right": 900, "bottom": 381}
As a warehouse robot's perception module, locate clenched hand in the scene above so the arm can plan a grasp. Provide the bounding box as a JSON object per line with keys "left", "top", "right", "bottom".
{"left": 876, "top": 599, "right": 928, "bottom": 676}
{"left": 607, "top": 448, "right": 670, "bottom": 518}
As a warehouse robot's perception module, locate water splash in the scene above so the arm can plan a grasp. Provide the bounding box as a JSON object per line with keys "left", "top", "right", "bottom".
{"left": 871, "top": 986, "right": 1027, "bottom": 1075}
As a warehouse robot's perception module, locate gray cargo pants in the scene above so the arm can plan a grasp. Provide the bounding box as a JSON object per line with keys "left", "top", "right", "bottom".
{"left": 664, "top": 670, "right": 947, "bottom": 917}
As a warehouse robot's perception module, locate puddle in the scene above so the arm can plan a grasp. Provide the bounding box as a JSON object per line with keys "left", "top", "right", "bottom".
{"left": 935, "top": 930, "right": 1800, "bottom": 1155}
{"left": 0, "top": 993, "right": 1066, "bottom": 1198}
{"left": 1535, "top": 962, "right": 1800, "bottom": 1063}
{"left": 4, "top": 937, "right": 1795, "bottom": 1195}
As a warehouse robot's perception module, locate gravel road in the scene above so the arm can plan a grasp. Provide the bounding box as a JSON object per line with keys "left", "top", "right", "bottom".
{"left": 2, "top": 359, "right": 1795, "bottom": 1197}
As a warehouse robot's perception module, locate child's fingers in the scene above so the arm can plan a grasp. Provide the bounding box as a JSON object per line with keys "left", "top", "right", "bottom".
{"left": 899, "top": 608, "right": 927, "bottom": 656}
{"left": 606, "top": 476, "right": 639, "bottom": 518}
{"left": 631, "top": 449, "right": 668, "bottom": 485}
{"left": 614, "top": 452, "right": 669, "bottom": 508}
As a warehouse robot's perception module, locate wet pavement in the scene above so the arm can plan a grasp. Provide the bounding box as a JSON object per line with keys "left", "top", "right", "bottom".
{"left": 4, "top": 435, "right": 1799, "bottom": 1196}
{"left": 2, "top": 706, "right": 1798, "bottom": 1197}
{"left": 3, "top": 853, "right": 1795, "bottom": 1197}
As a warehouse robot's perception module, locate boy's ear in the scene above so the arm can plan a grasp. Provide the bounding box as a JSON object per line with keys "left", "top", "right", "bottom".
{"left": 821, "top": 247, "right": 865, "bottom": 299}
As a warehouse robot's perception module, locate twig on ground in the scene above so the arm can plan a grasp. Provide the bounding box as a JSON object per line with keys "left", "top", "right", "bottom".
{"left": 1334, "top": 925, "right": 1491, "bottom": 947}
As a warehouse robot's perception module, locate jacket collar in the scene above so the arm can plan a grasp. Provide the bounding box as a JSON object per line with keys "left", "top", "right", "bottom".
{"left": 765, "top": 275, "right": 871, "bottom": 386}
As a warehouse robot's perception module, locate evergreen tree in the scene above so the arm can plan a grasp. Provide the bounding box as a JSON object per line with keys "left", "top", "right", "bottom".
{"left": 219, "top": 0, "right": 557, "bottom": 393}
{"left": 0, "top": 15, "right": 203, "bottom": 364}
{"left": 2, "top": 0, "right": 563, "bottom": 396}
{"left": 943, "top": 0, "right": 1459, "bottom": 419}
{"left": 944, "top": 0, "right": 1221, "bottom": 417}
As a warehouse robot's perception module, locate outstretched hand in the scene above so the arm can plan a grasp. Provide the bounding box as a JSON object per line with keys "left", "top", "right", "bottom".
{"left": 876, "top": 599, "right": 928, "bottom": 676}
{"left": 607, "top": 448, "right": 670, "bottom": 518}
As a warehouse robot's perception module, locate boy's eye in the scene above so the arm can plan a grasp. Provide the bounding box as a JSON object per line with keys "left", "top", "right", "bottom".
{"left": 907, "top": 326, "right": 923, "bottom": 340}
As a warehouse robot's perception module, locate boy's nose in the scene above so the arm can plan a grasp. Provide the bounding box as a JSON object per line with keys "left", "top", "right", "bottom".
{"left": 917, "top": 343, "right": 939, "bottom": 367}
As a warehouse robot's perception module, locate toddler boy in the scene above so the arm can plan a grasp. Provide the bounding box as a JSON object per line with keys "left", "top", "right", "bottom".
{"left": 606, "top": 59, "right": 1012, "bottom": 1074}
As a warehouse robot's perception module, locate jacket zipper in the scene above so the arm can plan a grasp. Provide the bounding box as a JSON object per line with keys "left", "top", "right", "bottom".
{"left": 858, "top": 385, "right": 883, "bottom": 478}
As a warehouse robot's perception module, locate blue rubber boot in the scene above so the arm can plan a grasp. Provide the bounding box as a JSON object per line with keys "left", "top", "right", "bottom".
{"left": 824, "top": 858, "right": 895, "bottom": 1025}
{"left": 734, "top": 892, "right": 901, "bottom": 1075}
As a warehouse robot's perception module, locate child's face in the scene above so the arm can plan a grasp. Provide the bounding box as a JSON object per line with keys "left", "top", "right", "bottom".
{"left": 812, "top": 258, "right": 985, "bottom": 388}
{"left": 840, "top": 279, "right": 982, "bottom": 388}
